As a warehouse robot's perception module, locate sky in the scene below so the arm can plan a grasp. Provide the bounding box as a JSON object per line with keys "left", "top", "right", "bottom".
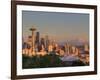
{"left": 22, "top": 11, "right": 89, "bottom": 43}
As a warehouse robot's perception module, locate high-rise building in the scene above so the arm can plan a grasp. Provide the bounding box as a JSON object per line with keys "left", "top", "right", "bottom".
{"left": 27, "top": 36, "right": 32, "bottom": 48}
{"left": 35, "top": 32, "right": 40, "bottom": 52}
{"left": 40, "top": 38, "right": 45, "bottom": 48}
{"left": 35, "top": 32, "right": 40, "bottom": 46}
{"left": 45, "top": 35, "right": 50, "bottom": 49}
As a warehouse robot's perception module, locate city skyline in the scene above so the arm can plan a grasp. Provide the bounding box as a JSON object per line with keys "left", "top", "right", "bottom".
{"left": 22, "top": 11, "right": 89, "bottom": 44}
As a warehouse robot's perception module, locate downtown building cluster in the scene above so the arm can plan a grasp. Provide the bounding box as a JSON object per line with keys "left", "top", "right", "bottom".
{"left": 22, "top": 27, "right": 89, "bottom": 63}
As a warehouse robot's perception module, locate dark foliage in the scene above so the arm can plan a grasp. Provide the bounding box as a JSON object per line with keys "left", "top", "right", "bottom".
{"left": 22, "top": 54, "right": 86, "bottom": 69}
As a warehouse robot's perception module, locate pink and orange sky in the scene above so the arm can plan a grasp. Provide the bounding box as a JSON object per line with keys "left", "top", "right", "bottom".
{"left": 22, "top": 11, "right": 89, "bottom": 44}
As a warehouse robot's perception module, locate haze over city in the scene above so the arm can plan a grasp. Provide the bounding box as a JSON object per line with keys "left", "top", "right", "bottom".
{"left": 22, "top": 11, "right": 89, "bottom": 45}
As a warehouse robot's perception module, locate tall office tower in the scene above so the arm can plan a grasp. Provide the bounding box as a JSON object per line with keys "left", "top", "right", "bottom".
{"left": 40, "top": 38, "right": 45, "bottom": 48}
{"left": 67, "top": 44, "right": 70, "bottom": 55}
{"left": 45, "top": 35, "right": 50, "bottom": 49}
{"left": 52, "top": 39, "right": 56, "bottom": 46}
{"left": 35, "top": 32, "right": 40, "bottom": 46}
{"left": 27, "top": 36, "right": 32, "bottom": 48}
{"left": 64, "top": 43, "right": 68, "bottom": 54}
{"left": 35, "top": 32, "right": 40, "bottom": 51}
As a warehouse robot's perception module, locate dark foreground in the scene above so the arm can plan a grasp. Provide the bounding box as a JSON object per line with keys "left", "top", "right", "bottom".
{"left": 22, "top": 54, "right": 89, "bottom": 69}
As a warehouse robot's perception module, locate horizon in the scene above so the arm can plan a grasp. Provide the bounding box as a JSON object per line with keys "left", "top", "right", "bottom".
{"left": 22, "top": 11, "right": 89, "bottom": 44}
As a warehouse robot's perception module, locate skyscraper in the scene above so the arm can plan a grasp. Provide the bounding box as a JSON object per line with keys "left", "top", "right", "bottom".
{"left": 45, "top": 35, "right": 50, "bottom": 49}
{"left": 27, "top": 36, "right": 32, "bottom": 48}
{"left": 35, "top": 32, "right": 40, "bottom": 52}
{"left": 40, "top": 38, "right": 45, "bottom": 48}
{"left": 35, "top": 32, "right": 40, "bottom": 46}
